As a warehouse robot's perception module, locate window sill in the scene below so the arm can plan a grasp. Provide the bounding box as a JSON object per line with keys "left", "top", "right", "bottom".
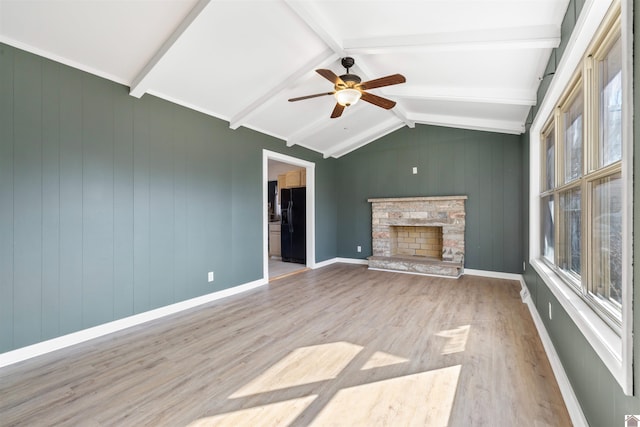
{"left": 531, "top": 258, "right": 629, "bottom": 394}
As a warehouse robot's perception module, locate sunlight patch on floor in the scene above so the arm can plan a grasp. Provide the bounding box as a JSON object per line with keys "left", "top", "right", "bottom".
{"left": 230, "top": 342, "right": 363, "bottom": 398}
{"left": 186, "top": 395, "right": 316, "bottom": 427}
{"left": 360, "top": 351, "right": 409, "bottom": 370}
{"left": 436, "top": 325, "right": 470, "bottom": 355}
{"left": 310, "top": 365, "right": 462, "bottom": 426}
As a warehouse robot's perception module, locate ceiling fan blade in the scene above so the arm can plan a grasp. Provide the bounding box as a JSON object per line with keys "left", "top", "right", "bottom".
{"left": 330, "top": 103, "right": 345, "bottom": 118}
{"left": 288, "top": 92, "right": 334, "bottom": 102}
{"left": 359, "top": 74, "right": 406, "bottom": 91}
{"left": 361, "top": 91, "right": 397, "bottom": 109}
{"left": 316, "top": 69, "right": 345, "bottom": 86}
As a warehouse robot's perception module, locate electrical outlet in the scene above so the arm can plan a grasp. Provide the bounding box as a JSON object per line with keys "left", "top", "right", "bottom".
{"left": 208, "top": 271, "right": 214, "bottom": 283}
{"left": 548, "top": 302, "right": 552, "bottom": 320}
{"left": 412, "top": 166, "right": 418, "bottom": 174}
{"left": 357, "top": 245, "right": 362, "bottom": 253}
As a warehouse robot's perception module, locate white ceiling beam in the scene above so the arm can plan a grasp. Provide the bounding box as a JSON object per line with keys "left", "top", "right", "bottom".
{"left": 390, "top": 104, "right": 415, "bottom": 128}
{"left": 408, "top": 112, "right": 525, "bottom": 135}
{"left": 284, "top": 0, "right": 344, "bottom": 56}
{"left": 229, "top": 49, "right": 338, "bottom": 130}
{"left": 229, "top": 0, "right": 345, "bottom": 131}
{"left": 129, "top": 0, "right": 212, "bottom": 98}
{"left": 343, "top": 25, "right": 560, "bottom": 54}
{"left": 323, "top": 117, "right": 404, "bottom": 159}
{"left": 276, "top": 0, "right": 351, "bottom": 144}
{"left": 385, "top": 86, "right": 537, "bottom": 106}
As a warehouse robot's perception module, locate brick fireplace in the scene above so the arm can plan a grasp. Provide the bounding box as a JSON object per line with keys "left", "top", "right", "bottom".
{"left": 367, "top": 196, "right": 467, "bottom": 277}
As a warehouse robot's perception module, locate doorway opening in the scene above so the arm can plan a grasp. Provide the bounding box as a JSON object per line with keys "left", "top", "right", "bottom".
{"left": 263, "top": 150, "right": 315, "bottom": 281}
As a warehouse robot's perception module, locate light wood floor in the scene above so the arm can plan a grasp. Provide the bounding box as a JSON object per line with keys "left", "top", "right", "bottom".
{"left": 0, "top": 264, "right": 571, "bottom": 426}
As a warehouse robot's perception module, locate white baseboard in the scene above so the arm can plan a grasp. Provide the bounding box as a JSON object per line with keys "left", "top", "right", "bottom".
{"left": 463, "top": 268, "right": 524, "bottom": 282}
{"left": 335, "top": 257, "right": 369, "bottom": 265}
{"left": 520, "top": 282, "right": 588, "bottom": 427}
{"left": 0, "top": 278, "right": 268, "bottom": 369}
{"left": 313, "top": 257, "right": 369, "bottom": 268}
{"left": 312, "top": 257, "right": 339, "bottom": 268}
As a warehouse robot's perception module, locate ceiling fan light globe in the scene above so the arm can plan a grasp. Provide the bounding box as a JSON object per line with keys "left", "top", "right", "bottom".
{"left": 335, "top": 89, "right": 361, "bottom": 107}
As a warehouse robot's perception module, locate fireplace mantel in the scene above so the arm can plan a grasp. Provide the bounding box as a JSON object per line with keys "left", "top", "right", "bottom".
{"left": 368, "top": 195, "right": 467, "bottom": 278}
{"left": 367, "top": 196, "right": 468, "bottom": 203}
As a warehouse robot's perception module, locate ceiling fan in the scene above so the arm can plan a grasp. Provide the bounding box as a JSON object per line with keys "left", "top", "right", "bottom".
{"left": 288, "top": 57, "right": 406, "bottom": 118}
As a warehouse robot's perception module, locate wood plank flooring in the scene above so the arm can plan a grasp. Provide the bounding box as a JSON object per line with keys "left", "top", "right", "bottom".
{"left": 0, "top": 264, "right": 571, "bottom": 426}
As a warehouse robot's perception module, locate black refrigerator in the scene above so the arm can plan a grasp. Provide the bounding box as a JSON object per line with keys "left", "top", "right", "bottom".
{"left": 281, "top": 187, "right": 306, "bottom": 264}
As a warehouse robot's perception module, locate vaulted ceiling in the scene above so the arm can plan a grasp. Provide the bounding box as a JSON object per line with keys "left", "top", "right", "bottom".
{"left": 0, "top": 0, "right": 569, "bottom": 158}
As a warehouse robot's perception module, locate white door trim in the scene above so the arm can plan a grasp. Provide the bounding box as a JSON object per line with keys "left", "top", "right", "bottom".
{"left": 262, "top": 150, "right": 316, "bottom": 280}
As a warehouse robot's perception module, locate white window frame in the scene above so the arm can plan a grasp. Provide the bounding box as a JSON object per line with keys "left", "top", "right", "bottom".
{"left": 529, "top": 0, "right": 633, "bottom": 395}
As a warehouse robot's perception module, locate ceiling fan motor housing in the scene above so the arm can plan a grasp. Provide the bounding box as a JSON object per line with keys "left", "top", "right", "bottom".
{"left": 337, "top": 57, "right": 361, "bottom": 89}
{"left": 336, "top": 73, "right": 362, "bottom": 89}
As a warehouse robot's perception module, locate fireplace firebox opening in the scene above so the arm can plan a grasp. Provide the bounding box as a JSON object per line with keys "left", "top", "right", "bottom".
{"left": 390, "top": 226, "right": 443, "bottom": 260}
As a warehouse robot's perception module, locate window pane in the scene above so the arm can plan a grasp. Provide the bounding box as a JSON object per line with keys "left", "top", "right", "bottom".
{"left": 559, "top": 188, "right": 581, "bottom": 277}
{"left": 564, "top": 92, "right": 583, "bottom": 183}
{"left": 590, "top": 173, "right": 622, "bottom": 309}
{"left": 544, "top": 129, "right": 555, "bottom": 190}
{"left": 542, "top": 195, "right": 554, "bottom": 262}
{"left": 598, "top": 36, "right": 622, "bottom": 167}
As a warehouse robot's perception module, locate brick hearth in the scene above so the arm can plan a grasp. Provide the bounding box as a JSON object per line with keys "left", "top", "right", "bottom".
{"left": 367, "top": 196, "right": 467, "bottom": 278}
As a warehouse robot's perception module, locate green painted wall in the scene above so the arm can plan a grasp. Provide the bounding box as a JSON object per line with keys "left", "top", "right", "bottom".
{"left": 0, "top": 43, "right": 338, "bottom": 353}
{"left": 335, "top": 125, "right": 523, "bottom": 273}
{"left": 521, "top": 1, "right": 640, "bottom": 424}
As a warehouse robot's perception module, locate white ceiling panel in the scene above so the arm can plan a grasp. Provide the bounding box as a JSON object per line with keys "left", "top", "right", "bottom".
{"left": 0, "top": 0, "right": 570, "bottom": 157}
{"left": 0, "top": 0, "right": 197, "bottom": 84}
{"left": 144, "top": 1, "right": 329, "bottom": 121}
{"left": 299, "top": 104, "right": 403, "bottom": 157}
